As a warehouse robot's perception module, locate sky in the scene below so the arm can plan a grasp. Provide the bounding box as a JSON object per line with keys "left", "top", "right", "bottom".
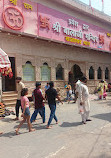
{"left": 78, "top": 0, "right": 111, "bottom": 16}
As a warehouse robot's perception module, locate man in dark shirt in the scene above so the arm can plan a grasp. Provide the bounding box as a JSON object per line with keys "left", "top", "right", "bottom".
{"left": 30, "top": 82, "right": 45, "bottom": 123}
{"left": 46, "top": 81, "right": 63, "bottom": 129}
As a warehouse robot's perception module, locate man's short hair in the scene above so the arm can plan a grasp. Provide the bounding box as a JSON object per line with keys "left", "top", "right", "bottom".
{"left": 36, "top": 82, "right": 41, "bottom": 88}
{"left": 49, "top": 81, "right": 54, "bottom": 88}
{"left": 16, "top": 77, "right": 22, "bottom": 81}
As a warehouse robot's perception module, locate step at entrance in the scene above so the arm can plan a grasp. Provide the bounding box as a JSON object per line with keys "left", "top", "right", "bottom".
{"left": 2, "top": 91, "right": 17, "bottom": 107}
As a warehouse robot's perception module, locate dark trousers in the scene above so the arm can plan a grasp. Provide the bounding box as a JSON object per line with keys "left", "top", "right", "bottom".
{"left": 48, "top": 104, "right": 58, "bottom": 126}
{"left": 30, "top": 106, "right": 45, "bottom": 123}
{"left": 15, "top": 100, "right": 22, "bottom": 118}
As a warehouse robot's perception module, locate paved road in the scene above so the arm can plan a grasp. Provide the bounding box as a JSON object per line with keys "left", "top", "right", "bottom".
{"left": 1, "top": 95, "right": 111, "bottom": 158}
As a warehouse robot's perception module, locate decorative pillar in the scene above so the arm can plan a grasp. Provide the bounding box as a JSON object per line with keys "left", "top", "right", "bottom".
{"left": 95, "top": 70, "right": 97, "bottom": 80}
{"left": 86, "top": 62, "right": 89, "bottom": 80}
{"left": 102, "top": 65, "right": 105, "bottom": 81}
{"left": 36, "top": 66, "right": 41, "bottom": 81}
{"left": 95, "top": 64, "right": 99, "bottom": 81}
{"left": 102, "top": 70, "right": 105, "bottom": 80}
{"left": 51, "top": 58, "right": 56, "bottom": 81}
{"left": 51, "top": 67, "right": 56, "bottom": 81}
{"left": 16, "top": 54, "right": 22, "bottom": 77}
{"left": 64, "top": 69, "right": 69, "bottom": 81}
{"left": 79, "top": 63, "right": 86, "bottom": 77}
{"left": 64, "top": 59, "right": 69, "bottom": 82}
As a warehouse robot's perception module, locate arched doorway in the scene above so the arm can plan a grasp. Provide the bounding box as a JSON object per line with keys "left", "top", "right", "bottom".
{"left": 68, "top": 64, "right": 83, "bottom": 91}
{"left": 73, "top": 64, "right": 83, "bottom": 80}
{"left": 69, "top": 64, "right": 83, "bottom": 85}
{"left": 2, "top": 57, "right": 16, "bottom": 91}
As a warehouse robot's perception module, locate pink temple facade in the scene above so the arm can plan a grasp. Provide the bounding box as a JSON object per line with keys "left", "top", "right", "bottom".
{"left": 0, "top": 0, "right": 111, "bottom": 53}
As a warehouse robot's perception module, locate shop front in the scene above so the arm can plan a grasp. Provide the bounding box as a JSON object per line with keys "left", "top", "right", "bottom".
{"left": 2, "top": 57, "right": 16, "bottom": 92}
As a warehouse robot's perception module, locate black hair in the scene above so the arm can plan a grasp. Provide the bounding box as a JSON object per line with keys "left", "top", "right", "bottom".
{"left": 35, "top": 82, "right": 41, "bottom": 88}
{"left": 101, "top": 80, "right": 104, "bottom": 83}
{"left": 80, "top": 76, "right": 87, "bottom": 82}
{"left": 49, "top": 81, "right": 54, "bottom": 88}
{"left": 16, "top": 77, "right": 22, "bottom": 80}
{"left": 21, "top": 88, "right": 28, "bottom": 96}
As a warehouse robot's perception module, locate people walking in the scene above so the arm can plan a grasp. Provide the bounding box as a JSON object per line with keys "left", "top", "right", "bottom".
{"left": 30, "top": 82, "right": 45, "bottom": 124}
{"left": 14, "top": 77, "right": 25, "bottom": 120}
{"left": 32, "top": 85, "right": 43, "bottom": 121}
{"left": 77, "top": 76, "right": 91, "bottom": 124}
{"left": 46, "top": 81, "right": 63, "bottom": 129}
{"left": 15, "top": 88, "right": 35, "bottom": 135}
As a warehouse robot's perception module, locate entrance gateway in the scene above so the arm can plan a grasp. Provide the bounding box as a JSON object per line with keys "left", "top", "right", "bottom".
{"left": 2, "top": 57, "right": 16, "bottom": 92}
{"left": 69, "top": 64, "right": 83, "bottom": 89}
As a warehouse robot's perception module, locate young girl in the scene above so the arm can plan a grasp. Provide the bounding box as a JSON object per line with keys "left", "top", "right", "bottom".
{"left": 15, "top": 88, "right": 35, "bottom": 135}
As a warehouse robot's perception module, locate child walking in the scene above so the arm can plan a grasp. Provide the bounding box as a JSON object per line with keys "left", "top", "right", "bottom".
{"left": 15, "top": 88, "right": 35, "bottom": 135}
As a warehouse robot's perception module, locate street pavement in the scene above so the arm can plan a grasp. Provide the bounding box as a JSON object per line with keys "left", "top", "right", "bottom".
{"left": 0, "top": 94, "right": 111, "bottom": 158}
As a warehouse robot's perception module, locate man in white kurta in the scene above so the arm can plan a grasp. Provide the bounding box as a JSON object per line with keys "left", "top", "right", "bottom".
{"left": 77, "top": 77, "right": 91, "bottom": 124}
{"left": 74, "top": 80, "right": 81, "bottom": 103}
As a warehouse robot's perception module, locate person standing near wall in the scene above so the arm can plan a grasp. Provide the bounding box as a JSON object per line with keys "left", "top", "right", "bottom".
{"left": 66, "top": 82, "right": 72, "bottom": 103}
{"left": 97, "top": 80, "right": 104, "bottom": 100}
{"left": 14, "top": 77, "right": 25, "bottom": 121}
{"left": 103, "top": 80, "right": 108, "bottom": 99}
{"left": 46, "top": 81, "right": 63, "bottom": 129}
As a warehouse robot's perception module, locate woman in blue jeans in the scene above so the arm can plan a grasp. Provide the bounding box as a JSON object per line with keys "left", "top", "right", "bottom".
{"left": 46, "top": 81, "right": 63, "bottom": 129}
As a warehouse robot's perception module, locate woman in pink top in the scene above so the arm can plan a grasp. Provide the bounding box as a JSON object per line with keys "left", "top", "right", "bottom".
{"left": 15, "top": 88, "right": 35, "bottom": 135}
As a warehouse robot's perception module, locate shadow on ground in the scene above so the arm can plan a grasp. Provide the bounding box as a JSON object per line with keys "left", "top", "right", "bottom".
{"left": 91, "top": 112, "right": 111, "bottom": 122}
{"left": 1, "top": 117, "right": 15, "bottom": 123}
{"left": 0, "top": 131, "right": 28, "bottom": 138}
{"left": 93, "top": 154, "right": 111, "bottom": 158}
{"left": 79, "top": 154, "right": 111, "bottom": 158}
{"left": 60, "top": 122, "right": 81, "bottom": 128}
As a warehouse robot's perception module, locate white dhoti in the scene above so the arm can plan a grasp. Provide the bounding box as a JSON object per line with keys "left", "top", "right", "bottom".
{"left": 78, "top": 98, "right": 90, "bottom": 122}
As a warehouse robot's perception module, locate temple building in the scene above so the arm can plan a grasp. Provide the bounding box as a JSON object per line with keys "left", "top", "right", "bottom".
{"left": 1, "top": 0, "right": 111, "bottom": 103}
